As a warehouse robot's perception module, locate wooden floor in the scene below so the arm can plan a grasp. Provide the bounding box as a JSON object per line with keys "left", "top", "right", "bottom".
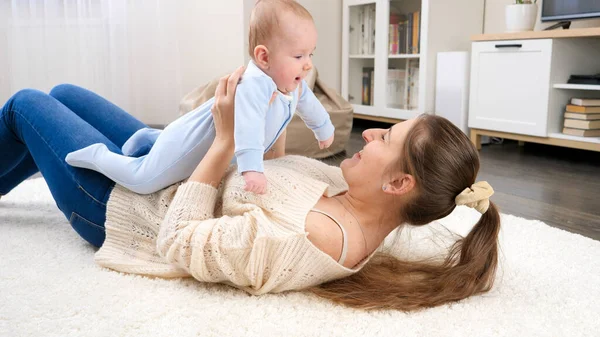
{"left": 322, "top": 119, "right": 600, "bottom": 241}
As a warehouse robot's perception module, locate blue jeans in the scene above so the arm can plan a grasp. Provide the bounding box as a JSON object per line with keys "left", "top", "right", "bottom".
{"left": 0, "top": 84, "right": 148, "bottom": 247}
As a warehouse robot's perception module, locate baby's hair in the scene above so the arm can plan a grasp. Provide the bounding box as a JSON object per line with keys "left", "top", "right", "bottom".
{"left": 249, "top": 0, "right": 314, "bottom": 58}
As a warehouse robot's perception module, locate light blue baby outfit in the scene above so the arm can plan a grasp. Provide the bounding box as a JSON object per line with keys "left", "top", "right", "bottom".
{"left": 65, "top": 61, "right": 335, "bottom": 194}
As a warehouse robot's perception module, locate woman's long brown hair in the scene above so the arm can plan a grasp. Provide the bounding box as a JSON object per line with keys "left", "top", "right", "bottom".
{"left": 310, "top": 114, "right": 501, "bottom": 311}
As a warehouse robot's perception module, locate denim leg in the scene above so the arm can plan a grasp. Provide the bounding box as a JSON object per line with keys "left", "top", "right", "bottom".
{"left": 0, "top": 154, "right": 38, "bottom": 193}
{"left": 0, "top": 89, "right": 119, "bottom": 247}
{"left": 0, "top": 84, "right": 151, "bottom": 183}
{"left": 49, "top": 84, "right": 148, "bottom": 148}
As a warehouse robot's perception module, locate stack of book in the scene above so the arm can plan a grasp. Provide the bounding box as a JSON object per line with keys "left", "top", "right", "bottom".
{"left": 361, "top": 67, "right": 374, "bottom": 106}
{"left": 387, "top": 68, "right": 406, "bottom": 108}
{"left": 364, "top": 60, "right": 420, "bottom": 108}
{"left": 562, "top": 98, "right": 600, "bottom": 137}
{"left": 388, "top": 11, "right": 421, "bottom": 55}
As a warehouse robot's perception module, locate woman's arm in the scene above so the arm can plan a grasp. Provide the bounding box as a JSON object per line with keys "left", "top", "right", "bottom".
{"left": 156, "top": 67, "right": 281, "bottom": 288}
{"left": 188, "top": 67, "right": 244, "bottom": 187}
{"left": 188, "top": 138, "right": 234, "bottom": 187}
{"left": 157, "top": 66, "right": 253, "bottom": 270}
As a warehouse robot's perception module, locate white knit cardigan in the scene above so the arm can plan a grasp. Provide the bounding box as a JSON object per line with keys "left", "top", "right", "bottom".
{"left": 95, "top": 155, "right": 375, "bottom": 295}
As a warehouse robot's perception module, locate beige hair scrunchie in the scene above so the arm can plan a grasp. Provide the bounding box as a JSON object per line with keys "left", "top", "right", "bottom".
{"left": 455, "top": 181, "right": 495, "bottom": 214}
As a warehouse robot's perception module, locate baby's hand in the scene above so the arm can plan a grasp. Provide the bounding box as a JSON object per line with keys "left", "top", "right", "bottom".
{"left": 318, "top": 134, "right": 335, "bottom": 149}
{"left": 242, "top": 171, "right": 268, "bottom": 194}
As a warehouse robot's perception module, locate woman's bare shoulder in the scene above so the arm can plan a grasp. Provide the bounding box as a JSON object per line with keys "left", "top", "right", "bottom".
{"left": 305, "top": 210, "right": 344, "bottom": 263}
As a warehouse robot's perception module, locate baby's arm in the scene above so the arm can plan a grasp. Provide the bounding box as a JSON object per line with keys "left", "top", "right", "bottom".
{"left": 234, "top": 76, "right": 275, "bottom": 194}
{"left": 296, "top": 80, "right": 335, "bottom": 148}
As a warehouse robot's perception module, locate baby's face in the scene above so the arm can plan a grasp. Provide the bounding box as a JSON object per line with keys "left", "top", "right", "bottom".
{"left": 267, "top": 13, "right": 317, "bottom": 94}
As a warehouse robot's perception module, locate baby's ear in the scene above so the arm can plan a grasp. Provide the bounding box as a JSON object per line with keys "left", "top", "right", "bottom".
{"left": 253, "top": 45, "right": 270, "bottom": 68}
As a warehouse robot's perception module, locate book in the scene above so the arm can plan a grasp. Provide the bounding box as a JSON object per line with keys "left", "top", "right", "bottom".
{"left": 389, "top": 24, "right": 399, "bottom": 54}
{"left": 565, "top": 104, "right": 600, "bottom": 113}
{"left": 563, "top": 119, "right": 600, "bottom": 130}
{"left": 370, "top": 68, "right": 374, "bottom": 105}
{"left": 412, "top": 11, "right": 420, "bottom": 54}
{"left": 564, "top": 112, "right": 600, "bottom": 120}
{"left": 407, "top": 59, "right": 419, "bottom": 109}
{"left": 357, "top": 8, "right": 363, "bottom": 54}
{"left": 362, "top": 67, "right": 374, "bottom": 106}
{"left": 570, "top": 98, "right": 600, "bottom": 106}
{"left": 562, "top": 127, "right": 600, "bottom": 137}
{"left": 399, "top": 21, "right": 407, "bottom": 54}
{"left": 362, "top": 68, "right": 370, "bottom": 105}
{"left": 370, "top": 5, "right": 376, "bottom": 54}
{"left": 362, "top": 6, "right": 369, "bottom": 54}
{"left": 407, "top": 14, "right": 413, "bottom": 54}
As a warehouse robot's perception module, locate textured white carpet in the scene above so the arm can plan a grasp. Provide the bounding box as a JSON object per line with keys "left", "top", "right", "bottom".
{"left": 1, "top": 178, "right": 599, "bottom": 337}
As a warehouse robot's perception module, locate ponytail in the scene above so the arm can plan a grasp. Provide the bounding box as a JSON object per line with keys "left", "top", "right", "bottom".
{"left": 309, "top": 202, "right": 501, "bottom": 311}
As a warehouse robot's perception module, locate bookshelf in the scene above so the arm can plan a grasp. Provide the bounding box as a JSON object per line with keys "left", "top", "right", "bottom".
{"left": 341, "top": 0, "right": 484, "bottom": 121}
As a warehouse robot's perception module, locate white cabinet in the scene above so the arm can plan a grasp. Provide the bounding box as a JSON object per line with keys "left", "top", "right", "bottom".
{"left": 468, "top": 29, "right": 600, "bottom": 152}
{"left": 468, "top": 39, "right": 552, "bottom": 137}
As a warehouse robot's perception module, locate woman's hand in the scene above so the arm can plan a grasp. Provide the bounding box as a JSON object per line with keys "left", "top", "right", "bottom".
{"left": 188, "top": 66, "right": 245, "bottom": 187}
{"left": 211, "top": 66, "right": 245, "bottom": 148}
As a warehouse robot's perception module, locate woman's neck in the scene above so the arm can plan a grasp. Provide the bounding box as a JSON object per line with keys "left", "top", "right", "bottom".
{"left": 334, "top": 193, "right": 403, "bottom": 252}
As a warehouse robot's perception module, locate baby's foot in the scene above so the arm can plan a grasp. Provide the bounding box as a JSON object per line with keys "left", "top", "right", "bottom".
{"left": 65, "top": 143, "right": 109, "bottom": 169}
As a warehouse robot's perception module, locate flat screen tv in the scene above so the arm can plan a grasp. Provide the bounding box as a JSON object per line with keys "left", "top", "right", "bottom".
{"left": 541, "top": 0, "right": 600, "bottom": 22}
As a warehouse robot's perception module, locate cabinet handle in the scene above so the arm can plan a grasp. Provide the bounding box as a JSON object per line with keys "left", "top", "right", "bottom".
{"left": 495, "top": 44, "right": 523, "bottom": 48}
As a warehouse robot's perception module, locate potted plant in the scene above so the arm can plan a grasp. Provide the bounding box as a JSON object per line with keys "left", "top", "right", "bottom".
{"left": 505, "top": 0, "right": 538, "bottom": 32}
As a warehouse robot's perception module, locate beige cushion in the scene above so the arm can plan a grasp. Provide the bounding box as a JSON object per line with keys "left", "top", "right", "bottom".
{"left": 178, "top": 67, "right": 353, "bottom": 159}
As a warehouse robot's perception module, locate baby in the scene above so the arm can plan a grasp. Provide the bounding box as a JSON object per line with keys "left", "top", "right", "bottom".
{"left": 65, "top": 0, "right": 335, "bottom": 194}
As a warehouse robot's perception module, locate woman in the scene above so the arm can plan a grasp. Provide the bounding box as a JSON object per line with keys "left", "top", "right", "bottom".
{"left": 0, "top": 66, "right": 500, "bottom": 311}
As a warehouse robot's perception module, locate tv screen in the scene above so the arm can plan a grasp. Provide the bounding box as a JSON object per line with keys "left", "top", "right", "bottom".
{"left": 542, "top": 0, "right": 600, "bottom": 22}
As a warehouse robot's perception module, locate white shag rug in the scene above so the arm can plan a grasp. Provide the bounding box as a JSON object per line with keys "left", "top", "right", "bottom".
{"left": 1, "top": 178, "right": 599, "bottom": 337}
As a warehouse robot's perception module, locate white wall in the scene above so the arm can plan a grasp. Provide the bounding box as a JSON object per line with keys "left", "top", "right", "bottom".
{"left": 243, "top": 0, "right": 342, "bottom": 92}
{"left": 0, "top": 0, "right": 245, "bottom": 126}
{"left": 484, "top": 0, "right": 600, "bottom": 33}
{"left": 426, "top": 0, "right": 485, "bottom": 113}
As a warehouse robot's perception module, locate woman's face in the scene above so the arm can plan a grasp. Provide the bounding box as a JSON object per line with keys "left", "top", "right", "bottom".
{"left": 341, "top": 119, "right": 417, "bottom": 191}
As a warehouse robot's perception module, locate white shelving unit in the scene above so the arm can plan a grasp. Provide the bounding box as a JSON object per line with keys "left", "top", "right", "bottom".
{"left": 468, "top": 28, "right": 600, "bottom": 152}
{"left": 341, "top": 0, "right": 484, "bottom": 122}
{"left": 553, "top": 84, "right": 600, "bottom": 91}
{"left": 548, "top": 132, "right": 600, "bottom": 144}
{"left": 349, "top": 54, "right": 376, "bottom": 59}
{"left": 388, "top": 54, "right": 420, "bottom": 59}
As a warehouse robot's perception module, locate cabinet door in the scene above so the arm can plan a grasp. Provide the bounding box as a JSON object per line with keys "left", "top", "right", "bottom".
{"left": 468, "top": 39, "right": 552, "bottom": 137}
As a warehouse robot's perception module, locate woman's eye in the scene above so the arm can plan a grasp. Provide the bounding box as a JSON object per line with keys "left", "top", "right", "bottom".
{"left": 309, "top": 53, "right": 314, "bottom": 58}
{"left": 295, "top": 56, "right": 302, "bottom": 59}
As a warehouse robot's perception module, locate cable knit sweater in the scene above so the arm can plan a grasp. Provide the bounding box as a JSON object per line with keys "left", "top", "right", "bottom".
{"left": 95, "top": 155, "right": 374, "bottom": 295}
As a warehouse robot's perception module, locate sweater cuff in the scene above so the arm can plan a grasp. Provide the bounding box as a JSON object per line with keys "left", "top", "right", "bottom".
{"left": 170, "top": 181, "right": 219, "bottom": 222}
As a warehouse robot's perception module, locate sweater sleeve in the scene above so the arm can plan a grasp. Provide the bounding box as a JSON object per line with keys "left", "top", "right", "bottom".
{"left": 295, "top": 80, "right": 335, "bottom": 141}
{"left": 234, "top": 75, "right": 275, "bottom": 174}
{"left": 156, "top": 181, "right": 269, "bottom": 290}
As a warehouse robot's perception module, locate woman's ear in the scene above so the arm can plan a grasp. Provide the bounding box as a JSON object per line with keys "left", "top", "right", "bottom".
{"left": 253, "top": 45, "right": 270, "bottom": 69}
{"left": 383, "top": 174, "right": 415, "bottom": 196}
